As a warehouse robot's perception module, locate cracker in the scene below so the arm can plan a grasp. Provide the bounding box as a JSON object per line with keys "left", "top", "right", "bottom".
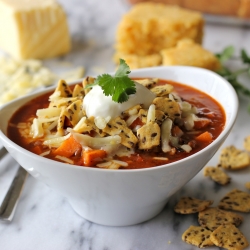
{"left": 153, "top": 97, "right": 181, "bottom": 120}
{"left": 219, "top": 145, "right": 250, "bottom": 170}
{"left": 210, "top": 224, "right": 249, "bottom": 250}
{"left": 121, "top": 104, "right": 141, "bottom": 117}
{"left": 150, "top": 84, "right": 174, "bottom": 97}
{"left": 198, "top": 207, "right": 243, "bottom": 231}
{"left": 49, "top": 97, "right": 78, "bottom": 108}
{"left": 72, "top": 116, "right": 106, "bottom": 137}
{"left": 182, "top": 225, "right": 214, "bottom": 248}
{"left": 138, "top": 109, "right": 148, "bottom": 124}
{"left": 86, "top": 117, "right": 106, "bottom": 137}
{"left": 72, "top": 84, "right": 85, "bottom": 98}
{"left": 174, "top": 197, "right": 213, "bottom": 214}
{"left": 204, "top": 166, "right": 231, "bottom": 185}
{"left": 64, "top": 100, "right": 83, "bottom": 126}
{"left": 73, "top": 117, "right": 92, "bottom": 134}
{"left": 104, "top": 117, "right": 138, "bottom": 148}
{"left": 82, "top": 76, "right": 95, "bottom": 95}
{"left": 138, "top": 109, "right": 166, "bottom": 125}
{"left": 137, "top": 121, "right": 161, "bottom": 150}
{"left": 154, "top": 110, "right": 166, "bottom": 125}
{"left": 57, "top": 107, "right": 66, "bottom": 136}
{"left": 244, "top": 135, "right": 250, "bottom": 152}
{"left": 135, "top": 78, "right": 158, "bottom": 89}
{"left": 218, "top": 189, "right": 250, "bottom": 212}
{"left": 55, "top": 79, "right": 72, "bottom": 97}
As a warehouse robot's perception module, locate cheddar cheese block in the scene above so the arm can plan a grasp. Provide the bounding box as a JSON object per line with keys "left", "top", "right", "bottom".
{"left": 0, "top": 0, "right": 71, "bottom": 59}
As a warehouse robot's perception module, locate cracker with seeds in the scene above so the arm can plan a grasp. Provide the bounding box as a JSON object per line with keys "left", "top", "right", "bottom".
{"left": 198, "top": 207, "right": 243, "bottom": 231}
{"left": 57, "top": 107, "right": 66, "bottom": 136}
{"left": 218, "top": 189, "right": 250, "bottom": 212}
{"left": 49, "top": 97, "right": 78, "bottom": 108}
{"left": 86, "top": 117, "right": 106, "bottom": 137}
{"left": 174, "top": 197, "right": 213, "bottom": 214}
{"left": 182, "top": 225, "right": 214, "bottom": 248}
{"left": 219, "top": 145, "right": 250, "bottom": 170}
{"left": 138, "top": 109, "right": 148, "bottom": 123}
{"left": 137, "top": 121, "right": 160, "bottom": 150}
{"left": 136, "top": 78, "right": 158, "bottom": 89}
{"left": 210, "top": 224, "right": 249, "bottom": 250}
{"left": 64, "top": 100, "right": 83, "bottom": 126}
{"left": 121, "top": 104, "right": 141, "bottom": 117}
{"left": 138, "top": 109, "right": 166, "bottom": 125}
{"left": 72, "top": 84, "right": 85, "bottom": 98}
{"left": 153, "top": 97, "right": 181, "bottom": 120}
{"left": 150, "top": 84, "right": 174, "bottom": 97}
{"left": 154, "top": 110, "right": 166, "bottom": 125}
{"left": 73, "top": 116, "right": 106, "bottom": 137}
{"left": 73, "top": 117, "right": 92, "bottom": 134}
{"left": 204, "top": 166, "right": 231, "bottom": 185}
{"left": 55, "top": 79, "right": 72, "bottom": 97}
{"left": 82, "top": 76, "right": 95, "bottom": 95}
{"left": 244, "top": 135, "right": 250, "bottom": 152}
{"left": 104, "top": 117, "right": 138, "bottom": 148}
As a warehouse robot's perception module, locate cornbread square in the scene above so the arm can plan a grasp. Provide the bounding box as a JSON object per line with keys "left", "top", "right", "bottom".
{"left": 115, "top": 3, "right": 203, "bottom": 57}
{"left": 161, "top": 39, "right": 221, "bottom": 71}
{"left": 182, "top": 0, "right": 240, "bottom": 16}
{"left": 237, "top": 0, "right": 250, "bottom": 18}
{"left": 0, "top": 0, "right": 71, "bottom": 59}
{"left": 113, "top": 53, "right": 162, "bottom": 69}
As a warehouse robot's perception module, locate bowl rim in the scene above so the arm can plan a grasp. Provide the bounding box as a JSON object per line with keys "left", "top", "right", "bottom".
{"left": 0, "top": 65, "right": 239, "bottom": 173}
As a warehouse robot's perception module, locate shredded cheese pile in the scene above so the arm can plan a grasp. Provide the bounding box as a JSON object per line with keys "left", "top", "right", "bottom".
{"left": 0, "top": 56, "right": 85, "bottom": 105}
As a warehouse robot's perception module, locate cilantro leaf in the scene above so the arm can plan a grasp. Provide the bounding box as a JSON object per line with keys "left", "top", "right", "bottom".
{"left": 93, "top": 59, "right": 136, "bottom": 103}
{"left": 216, "top": 46, "right": 234, "bottom": 63}
{"left": 241, "top": 49, "right": 250, "bottom": 64}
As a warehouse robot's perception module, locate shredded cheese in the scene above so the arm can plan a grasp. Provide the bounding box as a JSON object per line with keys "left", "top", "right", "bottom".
{"left": 43, "top": 133, "right": 71, "bottom": 147}
{"left": 161, "top": 118, "right": 173, "bottom": 153}
{"left": 36, "top": 107, "right": 62, "bottom": 118}
{"left": 31, "top": 118, "right": 44, "bottom": 138}
{"left": 0, "top": 56, "right": 85, "bottom": 106}
{"left": 55, "top": 155, "right": 74, "bottom": 164}
{"left": 72, "top": 132, "right": 121, "bottom": 149}
{"left": 147, "top": 104, "right": 156, "bottom": 124}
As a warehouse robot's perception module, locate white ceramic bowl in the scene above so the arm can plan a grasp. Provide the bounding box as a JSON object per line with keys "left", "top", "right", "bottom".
{"left": 0, "top": 66, "right": 238, "bottom": 226}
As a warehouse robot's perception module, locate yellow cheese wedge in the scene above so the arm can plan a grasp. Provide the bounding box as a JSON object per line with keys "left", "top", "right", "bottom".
{"left": 0, "top": 0, "right": 71, "bottom": 59}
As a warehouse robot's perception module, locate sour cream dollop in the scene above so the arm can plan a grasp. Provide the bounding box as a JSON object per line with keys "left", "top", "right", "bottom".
{"left": 83, "top": 82, "right": 156, "bottom": 119}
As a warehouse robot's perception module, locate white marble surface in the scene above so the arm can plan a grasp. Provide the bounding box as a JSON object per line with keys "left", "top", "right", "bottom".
{"left": 0, "top": 0, "right": 250, "bottom": 249}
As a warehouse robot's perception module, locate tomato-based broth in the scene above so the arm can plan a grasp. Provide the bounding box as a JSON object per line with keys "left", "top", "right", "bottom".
{"left": 7, "top": 78, "right": 225, "bottom": 169}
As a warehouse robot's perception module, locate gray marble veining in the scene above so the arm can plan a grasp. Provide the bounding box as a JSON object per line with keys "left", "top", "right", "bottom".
{"left": 0, "top": 0, "right": 250, "bottom": 249}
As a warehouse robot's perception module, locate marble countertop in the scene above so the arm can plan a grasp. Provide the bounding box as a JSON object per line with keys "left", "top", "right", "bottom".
{"left": 1, "top": 0, "right": 250, "bottom": 249}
